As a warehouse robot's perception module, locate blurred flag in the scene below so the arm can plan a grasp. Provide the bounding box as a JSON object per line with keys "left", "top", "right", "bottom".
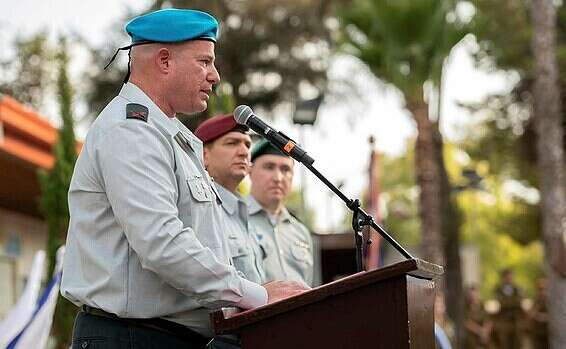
{"left": 365, "top": 137, "right": 383, "bottom": 270}
{"left": 0, "top": 250, "right": 46, "bottom": 348}
{"left": 5, "top": 247, "right": 64, "bottom": 349}
{"left": 434, "top": 323, "right": 453, "bottom": 349}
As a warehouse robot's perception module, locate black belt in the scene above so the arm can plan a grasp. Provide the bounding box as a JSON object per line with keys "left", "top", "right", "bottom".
{"left": 81, "top": 305, "right": 211, "bottom": 347}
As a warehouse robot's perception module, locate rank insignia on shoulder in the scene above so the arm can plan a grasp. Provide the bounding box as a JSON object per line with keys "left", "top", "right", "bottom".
{"left": 126, "top": 103, "right": 149, "bottom": 122}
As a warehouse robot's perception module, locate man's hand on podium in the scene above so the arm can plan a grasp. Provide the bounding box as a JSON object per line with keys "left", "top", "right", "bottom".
{"left": 263, "top": 280, "right": 310, "bottom": 304}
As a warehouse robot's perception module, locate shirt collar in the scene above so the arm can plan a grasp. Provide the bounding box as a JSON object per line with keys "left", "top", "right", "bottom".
{"left": 215, "top": 184, "right": 240, "bottom": 215}
{"left": 245, "top": 195, "right": 291, "bottom": 223}
{"left": 279, "top": 207, "right": 292, "bottom": 222}
{"left": 245, "top": 195, "right": 263, "bottom": 215}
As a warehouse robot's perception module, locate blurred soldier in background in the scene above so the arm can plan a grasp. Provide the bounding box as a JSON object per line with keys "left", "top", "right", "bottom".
{"left": 493, "top": 269, "right": 523, "bottom": 349}
{"left": 463, "top": 285, "right": 493, "bottom": 349}
{"left": 528, "top": 278, "right": 549, "bottom": 349}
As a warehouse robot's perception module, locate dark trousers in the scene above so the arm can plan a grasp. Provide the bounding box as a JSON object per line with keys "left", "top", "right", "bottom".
{"left": 72, "top": 311, "right": 212, "bottom": 349}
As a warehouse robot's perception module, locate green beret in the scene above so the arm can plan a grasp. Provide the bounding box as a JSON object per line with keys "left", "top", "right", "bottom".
{"left": 250, "top": 138, "right": 289, "bottom": 162}
{"left": 126, "top": 9, "right": 219, "bottom": 44}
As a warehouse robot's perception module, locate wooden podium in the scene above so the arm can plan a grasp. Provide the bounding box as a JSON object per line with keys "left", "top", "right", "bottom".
{"left": 211, "top": 258, "right": 443, "bottom": 348}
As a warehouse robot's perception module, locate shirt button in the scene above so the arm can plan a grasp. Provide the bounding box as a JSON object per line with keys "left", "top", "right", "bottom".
{"left": 279, "top": 249, "right": 284, "bottom": 254}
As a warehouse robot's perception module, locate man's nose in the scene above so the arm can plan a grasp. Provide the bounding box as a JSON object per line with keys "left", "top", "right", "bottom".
{"left": 208, "top": 64, "right": 220, "bottom": 84}
{"left": 272, "top": 169, "right": 283, "bottom": 182}
{"left": 237, "top": 143, "right": 249, "bottom": 154}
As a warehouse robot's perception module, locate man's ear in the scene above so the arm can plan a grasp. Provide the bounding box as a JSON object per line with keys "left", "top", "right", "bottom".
{"left": 203, "top": 145, "right": 211, "bottom": 169}
{"left": 156, "top": 48, "right": 171, "bottom": 73}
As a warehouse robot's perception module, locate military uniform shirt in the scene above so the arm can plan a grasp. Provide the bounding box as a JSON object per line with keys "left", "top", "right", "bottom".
{"left": 215, "top": 184, "right": 265, "bottom": 284}
{"left": 60, "top": 83, "right": 267, "bottom": 337}
{"left": 246, "top": 196, "right": 314, "bottom": 286}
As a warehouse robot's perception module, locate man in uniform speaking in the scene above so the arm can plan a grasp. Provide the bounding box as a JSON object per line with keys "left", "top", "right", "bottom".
{"left": 61, "top": 8, "right": 307, "bottom": 349}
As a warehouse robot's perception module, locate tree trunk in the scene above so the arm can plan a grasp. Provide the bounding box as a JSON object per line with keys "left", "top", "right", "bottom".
{"left": 410, "top": 99, "right": 445, "bottom": 267}
{"left": 530, "top": 1, "right": 566, "bottom": 348}
{"left": 435, "top": 122, "right": 464, "bottom": 346}
{"left": 436, "top": 75, "right": 464, "bottom": 345}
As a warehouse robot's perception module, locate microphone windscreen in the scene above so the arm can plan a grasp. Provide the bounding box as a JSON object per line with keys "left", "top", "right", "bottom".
{"left": 233, "top": 105, "right": 253, "bottom": 125}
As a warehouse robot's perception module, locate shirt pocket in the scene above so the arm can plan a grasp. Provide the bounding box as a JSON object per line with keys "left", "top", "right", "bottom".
{"left": 187, "top": 175, "right": 213, "bottom": 202}
{"left": 228, "top": 234, "right": 250, "bottom": 258}
{"left": 291, "top": 240, "right": 312, "bottom": 264}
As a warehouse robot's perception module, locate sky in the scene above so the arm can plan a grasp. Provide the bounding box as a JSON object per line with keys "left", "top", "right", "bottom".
{"left": 2, "top": 1, "right": 517, "bottom": 231}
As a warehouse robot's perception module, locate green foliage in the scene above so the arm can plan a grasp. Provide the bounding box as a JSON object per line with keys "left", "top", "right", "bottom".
{"left": 462, "top": 0, "right": 561, "bottom": 307}
{"left": 461, "top": 96, "right": 537, "bottom": 183}
{"left": 471, "top": 0, "right": 566, "bottom": 157}
{"left": 206, "top": 82, "right": 237, "bottom": 117}
{"left": 87, "top": 0, "right": 335, "bottom": 121}
{"left": 461, "top": 208, "right": 544, "bottom": 298}
{"left": 457, "top": 167, "right": 544, "bottom": 295}
{"left": 182, "top": 82, "right": 238, "bottom": 131}
{"left": 340, "top": 0, "right": 467, "bottom": 100}
{"left": 379, "top": 142, "right": 544, "bottom": 295}
{"left": 38, "top": 37, "right": 77, "bottom": 277}
{"left": 37, "top": 37, "right": 78, "bottom": 349}
{"left": 459, "top": 2, "right": 566, "bottom": 247}
{"left": 0, "top": 32, "right": 55, "bottom": 110}
{"left": 379, "top": 147, "right": 421, "bottom": 247}
{"left": 338, "top": 0, "right": 468, "bottom": 272}
{"left": 471, "top": 0, "right": 532, "bottom": 72}
{"left": 285, "top": 189, "right": 316, "bottom": 231}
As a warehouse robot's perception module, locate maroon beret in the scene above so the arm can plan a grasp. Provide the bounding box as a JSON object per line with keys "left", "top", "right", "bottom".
{"left": 194, "top": 113, "right": 248, "bottom": 143}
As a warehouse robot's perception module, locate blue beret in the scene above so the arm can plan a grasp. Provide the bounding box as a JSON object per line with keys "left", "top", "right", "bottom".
{"left": 126, "top": 9, "right": 219, "bottom": 44}
{"left": 251, "top": 138, "right": 288, "bottom": 162}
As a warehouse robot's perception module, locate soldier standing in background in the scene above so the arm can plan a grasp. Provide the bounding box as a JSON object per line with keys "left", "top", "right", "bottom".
{"left": 493, "top": 269, "right": 523, "bottom": 349}
{"left": 247, "top": 139, "right": 314, "bottom": 287}
{"left": 528, "top": 278, "right": 549, "bottom": 349}
{"left": 463, "top": 285, "right": 493, "bottom": 349}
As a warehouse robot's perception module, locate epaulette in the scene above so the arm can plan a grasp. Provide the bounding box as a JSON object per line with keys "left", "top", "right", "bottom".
{"left": 126, "top": 103, "right": 149, "bottom": 122}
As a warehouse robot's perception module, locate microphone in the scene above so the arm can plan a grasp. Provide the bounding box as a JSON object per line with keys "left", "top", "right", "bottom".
{"left": 234, "top": 105, "right": 315, "bottom": 166}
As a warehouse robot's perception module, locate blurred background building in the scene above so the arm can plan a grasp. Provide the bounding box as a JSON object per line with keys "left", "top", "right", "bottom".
{"left": 0, "top": 95, "right": 79, "bottom": 317}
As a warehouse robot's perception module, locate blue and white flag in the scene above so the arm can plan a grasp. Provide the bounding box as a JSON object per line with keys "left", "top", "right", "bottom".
{"left": 434, "top": 322, "right": 453, "bottom": 349}
{"left": 0, "top": 250, "right": 45, "bottom": 348}
{"left": 5, "top": 247, "right": 65, "bottom": 349}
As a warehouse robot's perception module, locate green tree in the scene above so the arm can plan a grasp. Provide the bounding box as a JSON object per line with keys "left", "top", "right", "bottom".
{"left": 339, "top": 0, "right": 467, "bottom": 340}
{"left": 37, "top": 37, "right": 78, "bottom": 349}
{"left": 286, "top": 189, "right": 317, "bottom": 231}
{"left": 471, "top": 0, "right": 566, "bottom": 157}
{"left": 471, "top": 1, "right": 566, "bottom": 345}
{"left": 378, "top": 145, "right": 421, "bottom": 248}
{"left": 458, "top": 176, "right": 545, "bottom": 297}
{"left": 86, "top": 0, "right": 336, "bottom": 127}
{"left": 530, "top": 1, "right": 566, "bottom": 347}
{"left": 380, "top": 142, "right": 546, "bottom": 296}
{"left": 0, "top": 32, "right": 55, "bottom": 111}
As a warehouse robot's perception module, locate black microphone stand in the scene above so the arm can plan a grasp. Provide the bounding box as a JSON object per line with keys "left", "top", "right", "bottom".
{"left": 302, "top": 162, "right": 414, "bottom": 273}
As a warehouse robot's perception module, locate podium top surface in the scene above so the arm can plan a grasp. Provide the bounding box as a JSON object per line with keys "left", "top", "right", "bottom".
{"left": 211, "top": 258, "right": 443, "bottom": 334}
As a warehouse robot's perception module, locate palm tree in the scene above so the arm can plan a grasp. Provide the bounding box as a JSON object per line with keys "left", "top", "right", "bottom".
{"left": 530, "top": 1, "right": 566, "bottom": 347}
{"left": 339, "top": 0, "right": 467, "bottom": 342}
